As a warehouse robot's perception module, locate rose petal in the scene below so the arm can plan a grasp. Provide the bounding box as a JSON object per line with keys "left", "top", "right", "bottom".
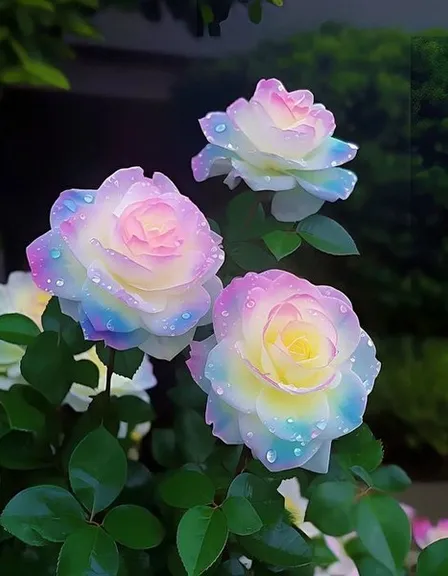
{"left": 321, "top": 369, "right": 366, "bottom": 440}
{"left": 350, "top": 330, "right": 381, "bottom": 394}
{"left": 95, "top": 167, "right": 149, "bottom": 208}
{"left": 198, "top": 276, "right": 224, "bottom": 327}
{"left": 192, "top": 144, "right": 236, "bottom": 183}
{"left": 301, "top": 137, "right": 358, "bottom": 170}
{"left": 204, "top": 338, "right": 263, "bottom": 414}
{"left": 413, "top": 518, "right": 433, "bottom": 549}
{"left": 206, "top": 389, "right": 243, "bottom": 444}
{"left": 271, "top": 186, "right": 325, "bottom": 222}
{"left": 319, "top": 296, "right": 361, "bottom": 363}
{"left": 226, "top": 158, "right": 296, "bottom": 192}
{"left": 78, "top": 308, "right": 147, "bottom": 350}
{"left": 318, "top": 286, "right": 353, "bottom": 309}
{"left": 294, "top": 167, "right": 358, "bottom": 202}
{"left": 255, "top": 385, "right": 330, "bottom": 442}
{"left": 50, "top": 188, "right": 97, "bottom": 229}
{"left": 239, "top": 412, "right": 323, "bottom": 472}
{"left": 26, "top": 230, "right": 86, "bottom": 299}
{"left": 139, "top": 328, "right": 196, "bottom": 361}
{"left": 300, "top": 440, "right": 332, "bottom": 473}
{"left": 186, "top": 335, "right": 217, "bottom": 393}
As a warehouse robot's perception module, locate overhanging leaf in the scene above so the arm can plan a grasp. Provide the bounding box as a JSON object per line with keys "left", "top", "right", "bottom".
{"left": 297, "top": 215, "right": 359, "bottom": 255}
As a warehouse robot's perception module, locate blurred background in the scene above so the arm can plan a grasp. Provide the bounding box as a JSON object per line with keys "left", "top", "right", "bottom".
{"left": 0, "top": 0, "right": 447, "bottom": 495}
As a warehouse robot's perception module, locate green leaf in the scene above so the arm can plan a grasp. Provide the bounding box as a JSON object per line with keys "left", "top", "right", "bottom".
{"left": 239, "top": 520, "right": 311, "bottom": 568}
{"left": 297, "top": 215, "right": 359, "bottom": 256}
{"left": 42, "top": 297, "right": 92, "bottom": 354}
{"left": 207, "top": 218, "right": 221, "bottom": 234}
{"left": 57, "top": 525, "right": 118, "bottom": 576}
{"left": 118, "top": 460, "right": 153, "bottom": 506}
{"left": 268, "top": 0, "right": 283, "bottom": 5}
{"left": 63, "top": 13, "right": 101, "bottom": 38}
{"left": 305, "top": 481, "right": 357, "bottom": 536}
{"left": 117, "top": 549, "right": 151, "bottom": 576}
{"left": 417, "top": 538, "right": 448, "bottom": 575}
{"left": 151, "top": 428, "right": 180, "bottom": 468}
{"left": 175, "top": 408, "right": 215, "bottom": 463}
{"left": 23, "top": 60, "right": 69, "bottom": 89}
{"left": 159, "top": 470, "right": 215, "bottom": 508}
{"left": 113, "top": 395, "right": 154, "bottom": 427}
{"left": 351, "top": 465, "right": 374, "bottom": 488}
{"left": 248, "top": 0, "right": 262, "bottom": 24}
{"left": 20, "top": 331, "right": 75, "bottom": 405}
{"left": 1, "top": 485, "right": 86, "bottom": 545}
{"left": 311, "top": 537, "right": 338, "bottom": 568}
{"left": 355, "top": 493, "right": 411, "bottom": 574}
{"left": 221, "top": 496, "right": 262, "bottom": 536}
{"left": 263, "top": 231, "right": 302, "bottom": 260}
{"left": 226, "top": 191, "right": 266, "bottom": 242}
{"left": 69, "top": 427, "right": 127, "bottom": 514}
{"left": 73, "top": 359, "right": 99, "bottom": 389}
{"left": 96, "top": 344, "right": 144, "bottom": 379}
{"left": 17, "top": 0, "right": 54, "bottom": 10}
{"left": 177, "top": 506, "right": 228, "bottom": 576}
{"left": 0, "top": 313, "right": 40, "bottom": 345}
{"left": 103, "top": 504, "right": 164, "bottom": 549}
{"left": 370, "top": 465, "right": 412, "bottom": 493}
{"left": 0, "top": 385, "right": 45, "bottom": 433}
{"left": 355, "top": 556, "right": 396, "bottom": 576}
{"left": 229, "top": 242, "right": 277, "bottom": 272}
{"left": 228, "top": 473, "right": 283, "bottom": 526}
{"left": 0, "top": 430, "right": 53, "bottom": 469}
{"left": 334, "top": 424, "right": 383, "bottom": 472}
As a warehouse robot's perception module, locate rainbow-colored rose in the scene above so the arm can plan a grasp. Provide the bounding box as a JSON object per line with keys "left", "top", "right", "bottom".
{"left": 192, "top": 78, "right": 358, "bottom": 222}
{"left": 187, "top": 270, "right": 380, "bottom": 472}
{"left": 27, "top": 168, "right": 224, "bottom": 360}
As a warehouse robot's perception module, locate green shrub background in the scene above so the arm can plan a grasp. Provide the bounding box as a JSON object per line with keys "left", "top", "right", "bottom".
{"left": 175, "top": 24, "right": 448, "bottom": 457}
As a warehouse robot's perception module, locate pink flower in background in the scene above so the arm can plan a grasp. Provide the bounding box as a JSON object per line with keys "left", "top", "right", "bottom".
{"left": 187, "top": 270, "right": 380, "bottom": 472}
{"left": 413, "top": 517, "right": 448, "bottom": 549}
{"left": 27, "top": 168, "right": 224, "bottom": 360}
{"left": 192, "top": 78, "right": 358, "bottom": 222}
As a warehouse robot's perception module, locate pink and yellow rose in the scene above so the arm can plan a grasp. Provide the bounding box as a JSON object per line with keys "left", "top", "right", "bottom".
{"left": 187, "top": 270, "right": 380, "bottom": 472}
{"left": 192, "top": 78, "right": 358, "bottom": 222}
{"left": 27, "top": 168, "right": 224, "bottom": 360}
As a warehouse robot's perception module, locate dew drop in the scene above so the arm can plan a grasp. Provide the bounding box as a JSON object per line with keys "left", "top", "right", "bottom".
{"left": 343, "top": 427, "right": 349, "bottom": 434}
{"left": 266, "top": 449, "right": 277, "bottom": 464}
{"left": 106, "top": 320, "right": 114, "bottom": 331}
{"left": 55, "top": 279, "right": 64, "bottom": 287}
{"left": 340, "top": 304, "right": 347, "bottom": 313}
{"left": 294, "top": 448, "right": 302, "bottom": 457}
{"left": 84, "top": 193, "right": 94, "bottom": 203}
{"left": 221, "top": 310, "right": 229, "bottom": 317}
{"left": 316, "top": 420, "right": 326, "bottom": 430}
{"left": 46, "top": 279, "right": 51, "bottom": 284}
{"left": 169, "top": 324, "right": 175, "bottom": 331}
{"left": 181, "top": 312, "right": 191, "bottom": 320}
{"left": 367, "top": 339, "right": 373, "bottom": 347}
{"left": 91, "top": 275, "right": 101, "bottom": 284}
{"left": 50, "top": 248, "right": 61, "bottom": 259}
{"left": 245, "top": 298, "right": 255, "bottom": 309}
{"left": 216, "top": 386, "right": 224, "bottom": 396}
{"left": 350, "top": 357, "right": 356, "bottom": 363}
{"left": 63, "top": 199, "right": 77, "bottom": 212}
{"left": 246, "top": 431, "right": 254, "bottom": 439}
{"left": 331, "top": 160, "right": 337, "bottom": 167}
{"left": 215, "top": 123, "right": 226, "bottom": 133}
{"left": 286, "top": 417, "right": 294, "bottom": 424}
{"left": 268, "top": 426, "right": 275, "bottom": 433}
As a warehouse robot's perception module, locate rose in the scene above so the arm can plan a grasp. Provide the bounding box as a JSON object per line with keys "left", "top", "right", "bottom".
{"left": 191, "top": 78, "right": 358, "bottom": 222}
{"left": 27, "top": 167, "right": 225, "bottom": 360}
{"left": 0, "top": 272, "right": 50, "bottom": 389}
{"left": 413, "top": 517, "right": 448, "bottom": 549}
{"left": 65, "top": 346, "right": 156, "bottom": 441}
{"left": 187, "top": 270, "right": 380, "bottom": 472}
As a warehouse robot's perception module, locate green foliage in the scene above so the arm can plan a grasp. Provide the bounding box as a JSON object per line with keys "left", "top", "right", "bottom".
{"left": 0, "top": 313, "right": 40, "bottom": 345}
{"left": 417, "top": 538, "right": 448, "bottom": 575}
{"left": 297, "top": 215, "right": 359, "bottom": 256}
{"left": 103, "top": 505, "right": 165, "bottom": 549}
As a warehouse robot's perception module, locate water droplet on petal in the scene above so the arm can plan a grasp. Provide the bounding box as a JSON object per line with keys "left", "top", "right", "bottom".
{"left": 55, "top": 279, "right": 64, "bottom": 287}
{"left": 316, "top": 420, "right": 326, "bottom": 430}
{"left": 91, "top": 275, "right": 101, "bottom": 284}
{"left": 286, "top": 417, "right": 294, "bottom": 424}
{"left": 294, "top": 447, "right": 302, "bottom": 457}
{"left": 367, "top": 339, "right": 373, "bottom": 347}
{"left": 331, "top": 160, "right": 337, "bottom": 167}
{"left": 266, "top": 449, "right": 277, "bottom": 463}
{"left": 106, "top": 320, "right": 114, "bottom": 331}
{"left": 50, "top": 248, "right": 61, "bottom": 259}
{"left": 245, "top": 298, "right": 255, "bottom": 309}
{"left": 216, "top": 386, "right": 224, "bottom": 396}
{"left": 343, "top": 427, "right": 349, "bottom": 434}
{"left": 246, "top": 431, "right": 254, "bottom": 439}
{"left": 340, "top": 304, "right": 347, "bottom": 313}
{"left": 182, "top": 312, "right": 191, "bottom": 320}
{"left": 215, "top": 123, "right": 226, "bottom": 133}
{"left": 221, "top": 310, "right": 229, "bottom": 317}
{"left": 84, "top": 194, "right": 94, "bottom": 203}
{"left": 350, "top": 357, "right": 356, "bottom": 363}
{"left": 63, "top": 199, "right": 77, "bottom": 212}
{"left": 169, "top": 324, "right": 175, "bottom": 331}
